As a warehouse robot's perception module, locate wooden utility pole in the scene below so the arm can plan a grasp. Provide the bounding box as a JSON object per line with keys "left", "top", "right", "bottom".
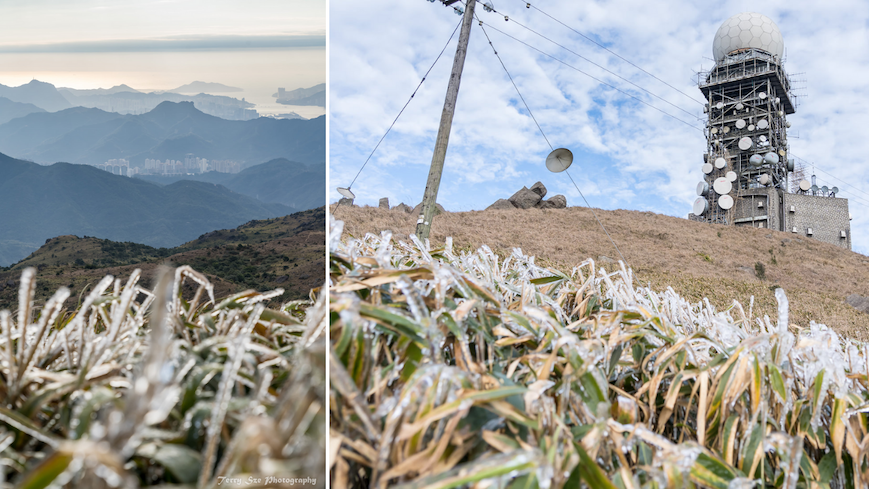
{"left": 415, "top": 0, "right": 476, "bottom": 241}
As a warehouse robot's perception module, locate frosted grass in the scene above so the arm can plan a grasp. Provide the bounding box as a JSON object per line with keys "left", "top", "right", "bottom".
{"left": 330, "top": 216, "right": 865, "bottom": 489}
{"left": 0, "top": 266, "right": 326, "bottom": 488}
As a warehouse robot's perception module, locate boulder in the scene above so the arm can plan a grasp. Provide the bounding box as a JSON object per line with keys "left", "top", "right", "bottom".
{"left": 508, "top": 186, "right": 542, "bottom": 209}
{"left": 486, "top": 199, "right": 516, "bottom": 210}
{"left": 379, "top": 197, "right": 389, "bottom": 209}
{"left": 537, "top": 194, "right": 567, "bottom": 209}
{"left": 338, "top": 197, "right": 354, "bottom": 207}
{"left": 529, "top": 181, "right": 547, "bottom": 198}
{"left": 846, "top": 294, "right": 869, "bottom": 314}
{"left": 411, "top": 203, "right": 446, "bottom": 217}
{"left": 393, "top": 203, "right": 412, "bottom": 213}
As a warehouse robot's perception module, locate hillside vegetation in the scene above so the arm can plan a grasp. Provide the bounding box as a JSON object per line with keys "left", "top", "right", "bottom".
{"left": 334, "top": 205, "right": 869, "bottom": 339}
{"left": 0, "top": 207, "right": 325, "bottom": 309}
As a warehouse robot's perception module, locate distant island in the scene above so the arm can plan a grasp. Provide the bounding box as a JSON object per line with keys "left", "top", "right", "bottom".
{"left": 274, "top": 83, "right": 325, "bottom": 107}
{"left": 168, "top": 81, "right": 243, "bottom": 94}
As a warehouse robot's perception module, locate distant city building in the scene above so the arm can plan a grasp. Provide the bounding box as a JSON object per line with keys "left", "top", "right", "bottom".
{"left": 95, "top": 158, "right": 138, "bottom": 177}
{"left": 209, "top": 159, "right": 241, "bottom": 173}
{"left": 95, "top": 155, "right": 241, "bottom": 177}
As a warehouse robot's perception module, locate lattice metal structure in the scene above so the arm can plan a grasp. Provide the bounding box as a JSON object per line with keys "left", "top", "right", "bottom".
{"left": 692, "top": 13, "right": 797, "bottom": 229}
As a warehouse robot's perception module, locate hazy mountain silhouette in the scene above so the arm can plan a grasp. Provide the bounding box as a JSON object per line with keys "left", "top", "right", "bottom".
{"left": 58, "top": 84, "right": 141, "bottom": 97}
{"left": 274, "top": 83, "right": 325, "bottom": 107}
{"left": 0, "top": 80, "right": 72, "bottom": 112}
{"left": 0, "top": 101, "right": 325, "bottom": 166}
{"left": 168, "top": 81, "right": 242, "bottom": 94}
{"left": 137, "top": 157, "right": 325, "bottom": 210}
{"left": 0, "top": 97, "right": 45, "bottom": 124}
{"left": 0, "top": 151, "right": 294, "bottom": 266}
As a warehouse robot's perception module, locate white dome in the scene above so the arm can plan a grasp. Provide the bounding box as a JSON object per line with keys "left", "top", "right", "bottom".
{"left": 712, "top": 12, "right": 784, "bottom": 63}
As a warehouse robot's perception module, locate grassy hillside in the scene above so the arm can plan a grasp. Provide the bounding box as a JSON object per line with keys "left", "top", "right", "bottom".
{"left": 0, "top": 207, "right": 325, "bottom": 309}
{"left": 334, "top": 205, "right": 869, "bottom": 339}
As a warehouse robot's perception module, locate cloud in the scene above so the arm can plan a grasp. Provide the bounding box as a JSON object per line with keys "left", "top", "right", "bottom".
{"left": 330, "top": 0, "right": 869, "bottom": 253}
{"left": 0, "top": 35, "right": 324, "bottom": 53}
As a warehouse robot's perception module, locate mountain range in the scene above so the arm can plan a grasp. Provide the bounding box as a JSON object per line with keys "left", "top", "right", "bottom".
{"left": 0, "top": 80, "right": 260, "bottom": 120}
{"left": 0, "top": 151, "right": 295, "bottom": 266}
{"left": 137, "top": 157, "right": 324, "bottom": 210}
{"left": 0, "top": 100, "right": 325, "bottom": 166}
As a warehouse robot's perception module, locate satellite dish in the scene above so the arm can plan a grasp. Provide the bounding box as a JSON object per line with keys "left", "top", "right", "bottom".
{"left": 735, "top": 119, "right": 746, "bottom": 129}
{"left": 759, "top": 174, "right": 771, "bottom": 185}
{"left": 697, "top": 181, "right": 709, "bottom": 196}
{"left": 757, "top": 119, "right": 769, "bottom": 130}
{"left": 738, "top": 137, "right": 753, "bottom": 150}
{"left": 702, "top": 163, "right": 714, "bottom": 174}
{"left": 718, "top": 194, "right": 734, "bottom": 210}
{"left": 811, "top": 184, "right": 819, "bottom": 192}
{"left": 778, "top": 110, "right": 784, "bottom": 117}
{"left": 716, "top": 102, "right": 724, "bottom": 110}
{"left": 726, "top": 171, "right": 737, "bottom": 182}
{"left": 786, "top": 121, "right": 792, "bottom": 128}
{"left": 821, "top": 185, "right": 829, "bottom": 194}
{"left": 723, "top": 126, "right": 731, "bottom": 134}
{"left": 693, "top": 197, "right": 708, "bottom": 216}
{"left": 832, "top": 186, "right": 839, "bottom": 194}
{"left": 775, "top": 97, "right": 781, "bottom": 104}
{"left": 545, "top": 148, "right": 573, "bottom": 173}
{"left": 710, "top": 127, "right": 719, "bottom": 134}
{"left": 713, "top": 177, "right": 732, "bottom": 195}
{"left": 763, "top": 152, "right": 779, "bottom": 165}
{"left": 759, "top": 135, "right": 768, "bottom": 143}
{"left": 735, "top": 102, "right": 744, "bottom": 110}
{"left": 799, "top": 180, "right": 811, "bottom": 191}
{"left": 337, "top": 187, "right": 356, "bottom": 199}
{"left": 748, "top": 124, "right": 755, "bottom": 131}
{"left": 749, "top": 154, "right": 763, "bottom": 166}
{"left": 759, "top": 92, "right": 767, "bottom": 99}
{"left": 714, "top": 157, "right": 727, "bottom": 169}
{"left": 787, "top": 158, "right": 794, "bottom": 171}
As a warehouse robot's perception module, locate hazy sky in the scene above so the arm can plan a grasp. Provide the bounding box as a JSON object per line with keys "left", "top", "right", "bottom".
{"left": 0, "top": 0, "right": 325, "bottom": 116}
{"left": 329, "top": 0, "right": 869, "bottom": 252}
{"left": 0, "top": 0, "right": 325, "bottom": 46}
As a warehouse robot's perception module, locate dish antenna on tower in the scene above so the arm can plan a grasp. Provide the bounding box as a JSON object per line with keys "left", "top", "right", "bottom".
{"left": 545, "top": 148, "right": 573, "bottom": 173}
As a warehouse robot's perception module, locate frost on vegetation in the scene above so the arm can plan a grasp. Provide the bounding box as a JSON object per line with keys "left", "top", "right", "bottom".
{"left": 329, "top": 216, "right": 867, "bottom": 489}
{"left": 0, "top": 265, "right": 326, "bottom": 488}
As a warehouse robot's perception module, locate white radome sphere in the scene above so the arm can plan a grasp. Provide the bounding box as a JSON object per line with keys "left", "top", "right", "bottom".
{"left": 712, "top": 12, "right": 784, "bottom": 63}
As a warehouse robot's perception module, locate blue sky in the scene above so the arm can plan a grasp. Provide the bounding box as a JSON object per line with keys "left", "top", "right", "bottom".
{"left": 329, "top": 0, "right": 869, "bottom": 252}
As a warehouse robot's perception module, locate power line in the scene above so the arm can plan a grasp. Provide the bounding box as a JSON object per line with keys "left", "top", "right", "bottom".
{"left": 478, "top": 5, "right": 702, "bottom": 122}
{"left": 344, "top": 18, "right": 463, "bottom": 191}
{"left": 512, "top": 0, "right": 706, "bottom": 107}
{"left": 480, "top": 20, "right": 705, "bottom": 133}
{"left": 477, "top": 20, "right": 628, "bottom": 266}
